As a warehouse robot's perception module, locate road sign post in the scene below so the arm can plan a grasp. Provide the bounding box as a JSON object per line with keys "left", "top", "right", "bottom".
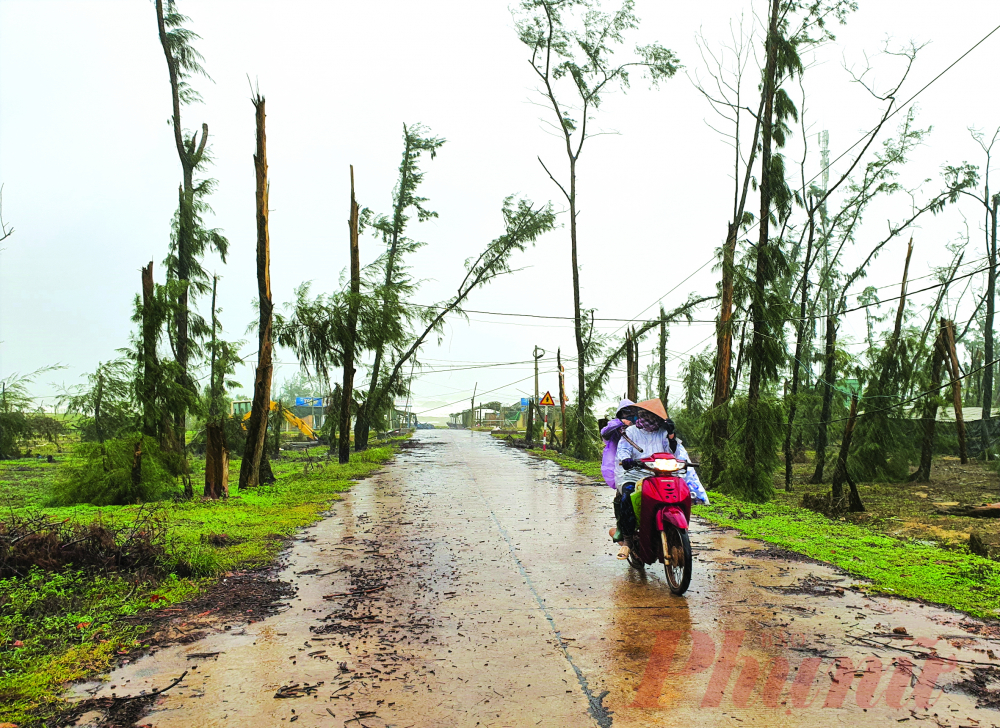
{"left": 539, "top": 392, "right": 555, "bottom": 451}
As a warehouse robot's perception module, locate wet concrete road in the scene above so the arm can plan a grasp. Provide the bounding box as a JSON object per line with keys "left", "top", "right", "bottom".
{"left": 77, "top": 430, "right": 1000, "bottom": 727}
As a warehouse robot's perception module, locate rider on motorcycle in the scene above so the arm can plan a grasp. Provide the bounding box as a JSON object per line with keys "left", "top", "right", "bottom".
{"left": 613, "top": 399, "right": 709, "bottom": 559}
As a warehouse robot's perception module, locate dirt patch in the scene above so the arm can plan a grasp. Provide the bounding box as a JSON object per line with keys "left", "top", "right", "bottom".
{"left": 954, "top": 665, "right": 1000, "bottom": 709}
{"left": 198, "top": 532, "right": 244, "bottom": 547}
{"left": 59, "top": 569, "right": 293, "bottom": 727}
{"left": 761, "top": 573, "right": 847, "bottom": 597}
{"left": 731, "top": 544, "right": 833, "bottom": 567}
{"left": 956, "top": 619, "right": 1000, "bottom": 639}
{"left": 397, "top": 439, "right": 431, "bottom": 450}
{"left": 129, "top": 568, "right": 295, "bottom": 646}
{"left": 782, "top": 456, "right": 1000, "bottom": 553}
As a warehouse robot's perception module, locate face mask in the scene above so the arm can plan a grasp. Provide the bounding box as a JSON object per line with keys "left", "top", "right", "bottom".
{"left": 635, "top": 413, "right": 660, "bottom": 431}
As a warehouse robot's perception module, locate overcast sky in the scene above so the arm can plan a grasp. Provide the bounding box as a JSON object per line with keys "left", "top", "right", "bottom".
{"left": 1, "top": 0, "right": 998, "bottom": 421}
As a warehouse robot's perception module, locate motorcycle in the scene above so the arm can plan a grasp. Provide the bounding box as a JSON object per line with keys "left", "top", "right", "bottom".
{"left": 624, "top": 451, "right": 694, "bottom": 595}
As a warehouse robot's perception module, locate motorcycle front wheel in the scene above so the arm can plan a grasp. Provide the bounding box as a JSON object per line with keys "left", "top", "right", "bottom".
{"left": 661, "top": 526, "right": 692, "bottom": 595}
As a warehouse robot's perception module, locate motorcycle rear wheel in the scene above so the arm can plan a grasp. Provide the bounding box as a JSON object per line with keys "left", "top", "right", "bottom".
{"left": 627, "top": 546, "right": 644, "bottom": 570}
{"left": 661, "top": 526, "right": 692, "bottom": 595}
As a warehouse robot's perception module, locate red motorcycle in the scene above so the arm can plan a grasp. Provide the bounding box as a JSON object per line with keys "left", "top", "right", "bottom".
{"left": 625, "top": 451, "right": 693, "bottom": 595}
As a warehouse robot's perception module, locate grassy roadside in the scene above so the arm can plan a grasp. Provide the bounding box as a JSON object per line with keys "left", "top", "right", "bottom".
{"left": 519, "top": 446, "right": 1000, "bottom": 620}
{"left": 0, "top": 441, "right": 401, "bottom": 726}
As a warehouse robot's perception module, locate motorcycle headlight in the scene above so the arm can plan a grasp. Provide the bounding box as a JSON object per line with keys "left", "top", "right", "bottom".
{"left": 652, "top": 459, "right": 681, "bottom": 472}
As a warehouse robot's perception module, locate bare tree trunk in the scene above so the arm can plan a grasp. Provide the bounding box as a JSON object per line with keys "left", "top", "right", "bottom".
{"left": 742, "top": 0, "right": 780, "bottom": 483}
{"left": 784, "top": 202, "right": 817, "bottom": 491}
{"left": 731, "top": 317, "right": 748, "bottom": 394}
{"left": 811, "top": 316, "right": 837, "bottom": 483}
{"left": 239, "top": 94, "right": 273, "bottom": 489}
{"left": 558, "top": 348, "right": 567, "bottom": 448}
{"left": 983, "top": 197, "right": 999, "bottom": 448}
{"left": 94, "top": 365, "right": 105, "bottom": 445}
{"left": 625, "top": 328, "right": 639, "bottom": 402}
{"left": 913, "top": 325, "right": 946, "bottom": 482}
{"left": 943, "top": 318, "right": 969, "bottom": 463}
{"left": 140, "top": 262, "right": 157, "bottom": 439}
{"left": 831, "top": 393, "right": 863, "bottom": 511}
{"left": 658, "top": 307, "right": 667, "bottom": 405}
{"left": 154, "top": 0, "right": 207, "bottom": 473}
{"left": 204, "top": 423, "right": 229, "bottom": 499}
{"left": 204, "top": 275, "right": 228, "bottom": 499}
{"left": 131, "top": 437, "right": 143, "bottom": 491}
{"left": 708, "top": 224, "right": 738, "bottom": 486}
{"left": 569, "top": 158, "right": 588, "bottom": 452}
{"left": 339, "top": 166, "right": 361, "bottom": 464}
{"left": 878, "top": 238, "right": 914, "bottom": 392}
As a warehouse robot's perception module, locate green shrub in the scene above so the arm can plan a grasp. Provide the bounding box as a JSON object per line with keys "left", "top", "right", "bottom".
{"left": 715, "top": 395, "right": 784, "bottom": 503}
{"left": 671, "top": 407, "right": 705, "bottom": 452}
{"left": 0, "top": 412, "right": 31, "bottom": 459}
{"left": 48, "top": 436, "right": 180, "bottom": 506}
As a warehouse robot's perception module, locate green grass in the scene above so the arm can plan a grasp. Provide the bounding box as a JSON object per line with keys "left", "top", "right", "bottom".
{"left": 693, "top": 494, "right": 1000, "bottom": 619}
{"left": 527, "top": 448, "right": 604, "bottom": 479}
{"left": 0, "top": 441, "right": 401, "bottom": 726}
{"left": 524, "top": 447, "right": 1000, "bottom": 620}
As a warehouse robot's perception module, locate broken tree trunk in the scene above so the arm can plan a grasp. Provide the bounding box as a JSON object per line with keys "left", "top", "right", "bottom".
{"left": 140, "top": 262, "right": 158, "bottom": 440}
{"left": 339, "top": 166, "right": 361, "bottom": 465}
{"left": 811, "top": 315, "right": 838, "bottom": 484}
{"left": 558, "top": 348, "right": 567, "bottom": 449}
{"left": 831, "top": 393, "right": 864, "bottom": 512}
{"left": 239, "top": 93, "right": 274, "bottom": 489}
{"left": 943, "top": 318, "right": 969, "bottom": 464}
{"left": 785, "top": 201, "right": 817, "bottom": 492}
{"left": 935, "top": 503, "right": 1000, "bottom": 518}
{"left": 912, "top": 324, "right": 946, "bottom": 482}
{"left": 625, "top": 328, "right": 638, "bottom": 402}
{"left": 204, "top": 423, "right": 229, "bottom": 499}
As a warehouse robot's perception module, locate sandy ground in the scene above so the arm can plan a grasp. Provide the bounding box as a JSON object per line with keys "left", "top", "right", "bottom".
{"left": 71, "top": 429, "right": 1000, "bottom": 727}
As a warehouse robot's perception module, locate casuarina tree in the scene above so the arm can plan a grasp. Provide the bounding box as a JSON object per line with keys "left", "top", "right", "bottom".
{"left": 515, "top": 0, "right": 680, "bottom": 458}
{"left": 354, "top": 124, "right": 444, "bottom": 451}
{"left": 153, "top": 0, "right": 229, "bottom": 455}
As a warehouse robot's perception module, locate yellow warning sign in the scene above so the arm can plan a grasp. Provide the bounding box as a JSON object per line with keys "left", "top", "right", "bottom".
{"left": 539, "top": 391, "right": 555, "bottom": 407}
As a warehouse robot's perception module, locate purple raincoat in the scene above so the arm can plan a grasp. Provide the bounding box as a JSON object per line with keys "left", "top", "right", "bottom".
{"left": 600, "top": 398, "right": 634, "bottom": 489}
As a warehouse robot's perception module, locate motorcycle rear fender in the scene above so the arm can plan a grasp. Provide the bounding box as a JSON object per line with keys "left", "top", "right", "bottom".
{"left": 658, "top": 506, "right": 688, "bottom": 531}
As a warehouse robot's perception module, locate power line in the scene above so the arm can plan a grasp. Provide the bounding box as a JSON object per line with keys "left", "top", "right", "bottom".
{"left": 413, "top": 373, "right": 536, "bottom": 415}
{"left": 406, "top": 258, "right": 993, "bottom": 328}
{"left": 614, "top": 23, "right": 1000, "bottom": 335}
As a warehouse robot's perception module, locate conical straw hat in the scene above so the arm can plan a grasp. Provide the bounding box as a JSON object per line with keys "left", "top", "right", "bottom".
{"left": 633, "top": 398, "right": 667, "bottom": 421}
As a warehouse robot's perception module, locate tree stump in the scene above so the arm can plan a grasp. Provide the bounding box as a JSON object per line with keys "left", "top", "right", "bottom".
{"left": 969, "top": 530, "right": 1000, "bottom": 559}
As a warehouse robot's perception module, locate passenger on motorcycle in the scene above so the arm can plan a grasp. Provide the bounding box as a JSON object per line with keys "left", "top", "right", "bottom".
{"left": 601, "top": 399, "right": 635, "bottom": 489}
{"left": 602, "top": 400, "right": 635, "bottom": 556}
{"left": 613, "top": 398, "right": 709, "bottom": 560}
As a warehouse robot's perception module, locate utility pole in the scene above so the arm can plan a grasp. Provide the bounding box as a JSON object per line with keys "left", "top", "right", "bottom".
{"left": 533, "top": 345, "right": 545, "bottom": 402}
{"left": 470, "top": 382, "right": 477, "bottom": 430}
{"left": 529, "top": 345, "right": 545, "bottom": 445}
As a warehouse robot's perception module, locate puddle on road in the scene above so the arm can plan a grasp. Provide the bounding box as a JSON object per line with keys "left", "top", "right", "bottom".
{"left": 73, "top": 430, "right": 1000, "bottom": 727}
